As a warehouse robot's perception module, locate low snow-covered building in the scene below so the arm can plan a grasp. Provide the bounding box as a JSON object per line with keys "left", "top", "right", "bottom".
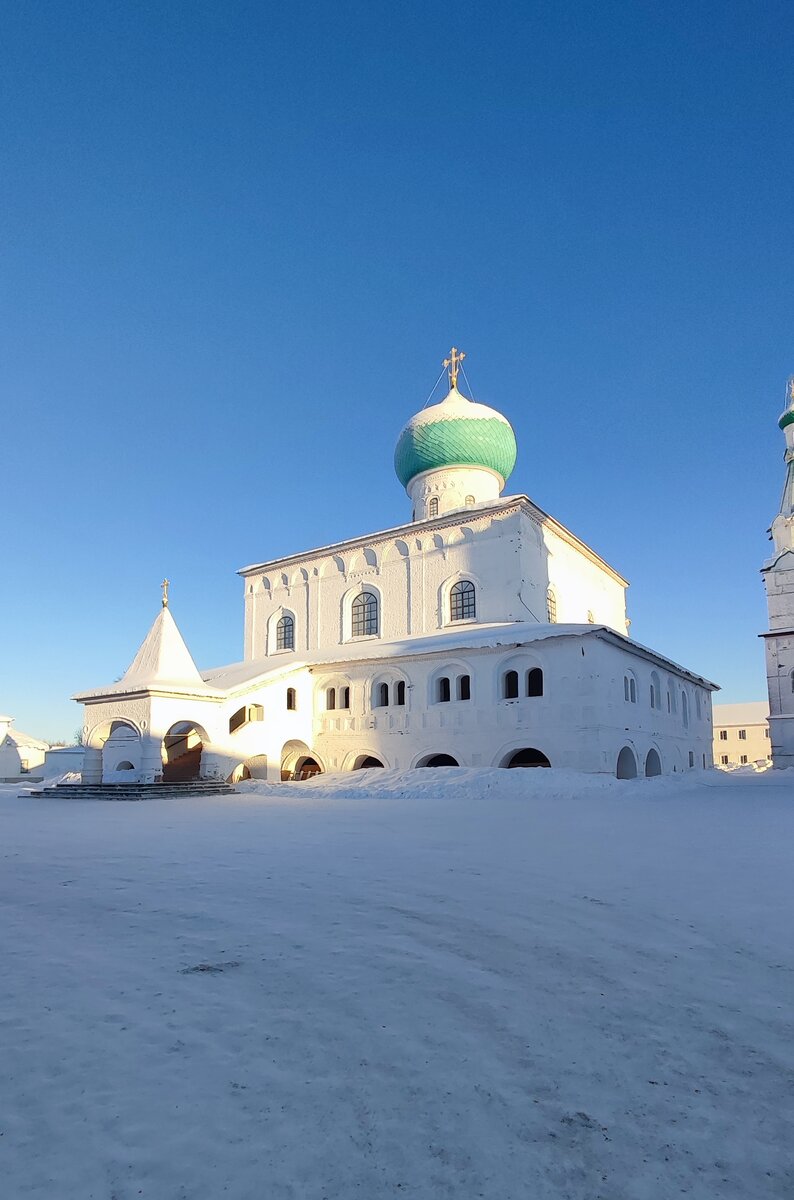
{"left": 74, "top": 351, "right": 717, "bottom": 783}
{"left": 0, "top": 715, "right": 49, "bottom": 780}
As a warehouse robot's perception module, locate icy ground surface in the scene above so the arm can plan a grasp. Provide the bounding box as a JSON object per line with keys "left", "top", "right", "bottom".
{"left": 1, "top": 768, "right": 792, "bottom": 1199}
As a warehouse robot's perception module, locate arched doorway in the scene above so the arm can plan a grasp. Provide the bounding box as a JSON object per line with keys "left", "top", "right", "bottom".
{"left": 292, "top": 756, "right": 322, "bottom": 781}
{"left": 281, "top": 740, "right": 324, "bottom": 781}
{"left": 616, "top": 746, "right": 638, "bottom": 779}
{"left": 417, "top": 753, "right": 459, "bottom": 767}
{"left": 162, "top": 723, "right": 207, "bottom": 782}
{"left": 115, "top": 760, "right": 135, "bottom": 772}
{"left": 229, "top": 763, "right": 252, "bottom": 783}
{"left": 645, "top": 748, "right": 662, "bottom": 777}
{"left": 354, "top": 755, "right": 385, "bottom": 769}
{"left": 502, "top": 748, "right": 551, "bottom": 769}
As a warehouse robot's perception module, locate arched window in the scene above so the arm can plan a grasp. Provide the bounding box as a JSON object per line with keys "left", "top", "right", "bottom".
{"left": 650, "top": 671, "right": 661, "bottom": 710}
{"left": 286, "top": 687, "right": 296, "bottom": 711}
{"left": 503, "top": 670, "right": 519, "bottom": 700}
{"left": 465, "top": 494, "right": 475, "bottom": 506}
{"left": 681, "top": 692, "right": 689, "bottom": 727}
{"left": 624, "top": 676, "right": 630, "bottom": 702}
{"left": 376, "top": 682, "right": 389, "bottom": 707}
{"left": 326, "top": 687, "right": 336, "bottom": 711}
{"left": 395, "top": 680, "right": 406, "bottom": 706}
{"left": 437, "top": 676, "right": 451, "bottom": 703}
{"left": 546, "top": 588, "right": 557, "bottom": 623}
{"left": 695, "top": 691, "right": 702, "bottom": 719}
{"left": 352, "top": 591, "right": 379, "bottom": 637}
{"left": 630, "top": 677, "right": 636, "bottom": 703}
{"left": 276, "top": 613, "right": 294, "bottom": 651}
{"left": 428, "top": 496, "right": 439, "bottom": 517}
{"left": 587, "top": 610, "right": 595, "bottom": 624}
{"left": 526, "top": 668, "right": 543, "bottom": 697}
{"left": 340, "top": 686, "right": 350, "bottom": 709}
{"left": 457, "top": 674, "right": 471, "bottom": 701}
{"left": 450, "top": 580, "right": 476, "bottom": 622}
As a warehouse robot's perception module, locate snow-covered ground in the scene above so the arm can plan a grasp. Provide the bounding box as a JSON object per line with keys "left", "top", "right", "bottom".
{"left": 1, "top": 768, "right": 792, "bottom": 1199}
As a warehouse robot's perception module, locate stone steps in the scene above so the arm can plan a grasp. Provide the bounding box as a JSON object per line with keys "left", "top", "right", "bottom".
{"left": 22, "top": 780, "right": 238, "bottom": 801}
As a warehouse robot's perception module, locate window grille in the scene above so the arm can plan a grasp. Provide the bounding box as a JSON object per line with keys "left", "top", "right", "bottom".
{"left": 450, "top": 580, "right": 476, "bottom": 621}
{"left": 276, "top": 614, "right": 294, "bottom": 651}
{"left": 546, "top": 589, "right": 557, "bottom": 623}
{"left": 428, "top": 497, "right": 439, "bottom": 517}
{"left": 352, "top": 592, "right": 378, "bottom": 637}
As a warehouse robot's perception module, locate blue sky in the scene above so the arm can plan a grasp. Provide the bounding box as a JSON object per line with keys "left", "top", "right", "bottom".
{"left": 2, "top": 0, "right": 792, "bottom": 740}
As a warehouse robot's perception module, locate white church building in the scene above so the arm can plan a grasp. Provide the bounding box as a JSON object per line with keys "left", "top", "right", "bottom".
{"left": 761, "top": 380, "right": 794, "bottom": 768}
{"left": 74, "top": 350, "right": 717, "bottom": 784}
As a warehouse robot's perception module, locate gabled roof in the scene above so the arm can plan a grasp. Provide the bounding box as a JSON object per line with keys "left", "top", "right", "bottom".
{"left": 73, "top": 607, "right": 221, "bottom": 703}
{"left": 1, "top": 726, "right": 49, "bottom": 751}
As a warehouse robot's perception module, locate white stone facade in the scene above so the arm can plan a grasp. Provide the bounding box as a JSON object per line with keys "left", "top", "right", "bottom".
{"left": 761, "top": 385, "right": 794, "bottom": 768}
{"left": 74, "top": 369, "right": 717, "bottom": 783}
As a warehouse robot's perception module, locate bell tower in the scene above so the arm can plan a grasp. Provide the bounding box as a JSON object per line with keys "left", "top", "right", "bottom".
{"left": 760, "top": 379, "right": 794, "bottom": 768}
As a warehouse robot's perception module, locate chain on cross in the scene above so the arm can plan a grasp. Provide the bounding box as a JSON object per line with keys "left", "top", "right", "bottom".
{"left": 443, "top": 346, "right": 466, "bottom": 389}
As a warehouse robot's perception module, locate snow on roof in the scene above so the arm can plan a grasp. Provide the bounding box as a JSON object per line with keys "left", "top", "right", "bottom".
{"left": 2, "top": 727, "right": 49, "bottom": 751}
{"left": 73, "top": 607, "right": 221, "bottom": 703}
{"left": 202, "top": 621, "right": 718, "bottom": 696}
{"left": 712, "top": 701, "right": 769, "bottom": 726}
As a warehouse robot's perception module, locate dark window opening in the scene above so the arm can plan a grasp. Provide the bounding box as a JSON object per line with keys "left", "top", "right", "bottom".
{"left": 503, "top": 670, "right": 519, "bottom": 700}
{"left": 437, "top": 676, "right": 451, "bottom": 703}
{"left": 352, "top": 591, "right": 378, "bottom": 637}
{"left": 526, "top": 668, "right": 543, "bottom": 697}
{"left": 457, "top": 674, "right": 471, "bottom": 701}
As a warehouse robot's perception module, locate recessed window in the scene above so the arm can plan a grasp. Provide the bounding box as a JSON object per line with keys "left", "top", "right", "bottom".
{"left": 740, "top": 754, "right": 748, "bottom": 764}
{"left": 376, "top": 682, "right": 389, "bottom": 708}
{"left": 765, "top": 728, "right": 770, "bottom": 739}
{"left": 352, "top": 591, "right": 378, "bottom": 637}
{"left": 721, "top": 755, "right": 728, "bottom": 765}
{"left": 428, "top": 496, "right": 439, "bottom": 517}
{"left": 395, "top": 680, "right": 406, "bottom": 706}
{"left": 546, "top": 588, "right": 557, "bottom": 623}
{"left": 650, "top": 672, "right": 661, "bottom": 710}
{"left": 503, "top": 670, "right": 519, "bottom": 700}
{"left": 457, "top": 674, "right": 471, "bottom": 701}
{"left": 326, "top": 687, "right": 336, "bottom": 711}
{"left": 719, "top": 729, "right": 727, "bottom": 740}
{"left": 286, "top": 687, "right": 296, "bottom": 711}
{"left": 465, "top": 494, "right": 475, "bottom": 506}
{"left": 688, "top": 751, "right": 694, "bottom": 768}
{"left": 527, "top": 668, "right": 543, "bottom": 697}
{"left": 437, "top": 676, "right": 451, "bottom": 703}
{"left": 738, "top": 729, "right": 746, "bottom": 740}
{"left": 450, "top": 580, "right": 476, "bottom": 622}
{"left": 340, "top": 686, "right": 350, "bottom": 709}
{"left": 682, "top": 692, "right": 689, "bottom": 728}
{"left": 276, "top": 613, "right": 294, "bottom": 650}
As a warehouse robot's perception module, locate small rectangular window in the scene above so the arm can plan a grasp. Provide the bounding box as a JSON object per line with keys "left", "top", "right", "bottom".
{"left": 719, "top": 730, "right": 727, "bottom": 740}
{"left": 286, "top": 688, "right": 296, "bottom": 711}
{"left": 720, "top": 755, "right": 728, "bottom": 765}
{"left": 765, "top": 729, "right": 770, "bottom": 738}
{"left": 688, "top": 751, "right": 694, "bottom": 768}
{"left": 740, "top": 754, "right": 748, "bottom": 764}
{"left": 738, "top": 729, "right": 746, "bottom": 740}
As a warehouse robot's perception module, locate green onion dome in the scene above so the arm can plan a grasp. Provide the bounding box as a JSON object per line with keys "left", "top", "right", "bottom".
{"left": 779, "top": 406, "right": 794, "bottom": 432}
{"left": 394, "top": 385, "right": 518, "bottom": 489}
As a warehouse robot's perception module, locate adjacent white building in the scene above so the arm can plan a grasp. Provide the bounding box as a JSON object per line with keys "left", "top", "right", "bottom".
{"left": 761, "top": 380, "right": 794, "bottom": 768}
{"left": 74, "top": 352, "right": 717, "bottom": 784}
{"left": 0, "top": 715, "right": 49, "bottom": 780}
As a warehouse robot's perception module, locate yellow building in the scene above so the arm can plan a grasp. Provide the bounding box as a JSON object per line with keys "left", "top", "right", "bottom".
{"left": 713, "top": 702, "right": 771, "bottom": 768}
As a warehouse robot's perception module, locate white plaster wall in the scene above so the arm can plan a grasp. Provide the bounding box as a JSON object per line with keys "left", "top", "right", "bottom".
{"left": 244, "top": 507, "right": 628, "bottom": 662}
{"left": 407, "top": 466, "right": 502, "bottom": 520}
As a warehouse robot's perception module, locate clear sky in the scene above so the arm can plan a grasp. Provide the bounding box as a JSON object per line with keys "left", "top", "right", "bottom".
{"left": 2, "top": 0, "right": 793, "bottom": 741}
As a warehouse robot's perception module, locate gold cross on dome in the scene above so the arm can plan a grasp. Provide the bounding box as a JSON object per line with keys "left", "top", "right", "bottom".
{"left": 443, "top": 346, "right": 466, "bottom": 389}
{"left": 161, "top": 578, "right": 170, "bottom": 609}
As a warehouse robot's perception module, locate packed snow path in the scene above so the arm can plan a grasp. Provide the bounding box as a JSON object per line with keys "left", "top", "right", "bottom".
{"left": 1, "top": 768, "right": 792, "bottom": 1199}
